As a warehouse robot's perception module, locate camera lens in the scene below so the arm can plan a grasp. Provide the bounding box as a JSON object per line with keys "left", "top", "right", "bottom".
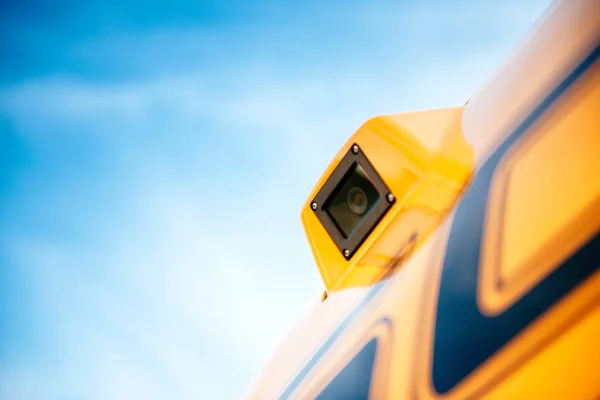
{"left": 347, "top": 187, "right": 368, "bottom": 215}
{"left": 323, "top": 163, "right": 380, "bottom": 238}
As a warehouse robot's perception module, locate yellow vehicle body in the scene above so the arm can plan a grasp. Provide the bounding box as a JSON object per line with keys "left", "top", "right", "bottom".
{"left": 245, "top": 0, "right": 600, "bottom": 398}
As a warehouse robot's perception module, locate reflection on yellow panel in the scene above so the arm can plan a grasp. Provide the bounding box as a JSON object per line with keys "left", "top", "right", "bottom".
{"left": 480, "top": 68, "right": 600, "bottom": 315}
{"left": 501, "top": 73, "right": 600, "bottom": 283}
{"left": 485, "top": 305, "right": 600, "bottom": 400}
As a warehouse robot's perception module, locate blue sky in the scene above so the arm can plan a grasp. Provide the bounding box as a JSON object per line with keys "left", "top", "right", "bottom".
{"left": 1, "top": 1, "right": 552, "bottom": 399}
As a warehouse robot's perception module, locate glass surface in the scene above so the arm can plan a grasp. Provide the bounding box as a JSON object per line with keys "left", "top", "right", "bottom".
{"left": 324, "top": 163, "right": 380, "bottom": 238}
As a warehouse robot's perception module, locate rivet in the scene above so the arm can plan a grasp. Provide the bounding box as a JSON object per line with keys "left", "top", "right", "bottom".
{"left": 311, "top": 202, "right": 317, "bottom": 210}
{"left": 343, "top": 249, "right": 350, "bottom": 258}
{"left": 387, "top": 193, "right": 395, "bottom": 203}
{"left": 351, "top": 144, "right": 359, "bottom": 154}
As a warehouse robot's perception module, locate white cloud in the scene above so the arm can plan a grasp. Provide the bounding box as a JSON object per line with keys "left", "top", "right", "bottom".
{"left": 1, "top": 165, "right": 323, "bottom": 399}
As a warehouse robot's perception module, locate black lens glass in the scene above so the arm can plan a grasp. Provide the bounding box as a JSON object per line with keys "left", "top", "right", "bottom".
{"left": 324, "top": 163, "right": 380, "bottom": 238}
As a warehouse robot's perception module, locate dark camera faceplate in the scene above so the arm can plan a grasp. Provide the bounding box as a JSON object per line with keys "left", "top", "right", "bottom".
{"left": 324, "top": 163, "right": 380, "bottom": 239}
{"left": 311, "top": 144, "right": 394, "bottom": 260}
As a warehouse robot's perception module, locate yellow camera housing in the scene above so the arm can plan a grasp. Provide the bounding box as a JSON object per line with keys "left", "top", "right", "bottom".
{"left": 301, "top": 107, "right": 474, "bottom": 293}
